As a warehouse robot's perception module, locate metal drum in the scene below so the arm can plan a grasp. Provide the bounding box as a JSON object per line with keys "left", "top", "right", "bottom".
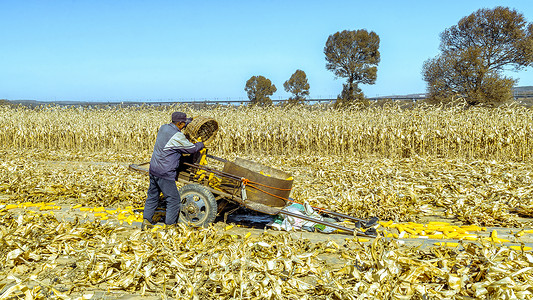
{"left": 222, "top": 158, "right": 293, "bottom": 208}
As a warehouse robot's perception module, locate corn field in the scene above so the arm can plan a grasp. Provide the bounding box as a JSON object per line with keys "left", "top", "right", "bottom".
{"left": 1, "top": 104, "right": 532, "bottom": 161}
{"left": 2, "top": 104, "right": 533, "bottom": 299}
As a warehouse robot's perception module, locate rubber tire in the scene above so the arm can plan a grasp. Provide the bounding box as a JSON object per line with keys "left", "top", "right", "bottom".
{"left": 178, "top": 184, "right": 217, "bottom": 227}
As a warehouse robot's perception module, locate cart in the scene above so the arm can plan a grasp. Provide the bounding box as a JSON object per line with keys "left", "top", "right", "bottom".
{"left": 129, "top": 152, "right": 378, "bottom": 238}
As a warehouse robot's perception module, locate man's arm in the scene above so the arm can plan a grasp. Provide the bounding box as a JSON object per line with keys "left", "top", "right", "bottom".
{"left": 163, "top": 131, "right": 204, "bottom": 154}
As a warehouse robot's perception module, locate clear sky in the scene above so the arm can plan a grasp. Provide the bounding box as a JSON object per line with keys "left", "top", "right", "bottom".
{"left": 1, "top": 0, "right": 532, "bottom": 102}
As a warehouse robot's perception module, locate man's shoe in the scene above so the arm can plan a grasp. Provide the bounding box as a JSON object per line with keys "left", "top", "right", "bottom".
{"left": 164, "top": 223, "right": 179, "bottom": 232}
{"left": 141, "top": 219, "right": 155, "bottom": 231}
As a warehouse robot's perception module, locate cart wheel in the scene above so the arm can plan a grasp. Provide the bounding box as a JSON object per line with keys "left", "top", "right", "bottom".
{"left": 178, "top": 184, "right": 217, "bottom": 227}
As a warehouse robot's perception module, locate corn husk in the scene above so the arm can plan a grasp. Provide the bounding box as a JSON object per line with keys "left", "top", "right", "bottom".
{"left": 1, "top": 213, "right": 533, "bottom": 299}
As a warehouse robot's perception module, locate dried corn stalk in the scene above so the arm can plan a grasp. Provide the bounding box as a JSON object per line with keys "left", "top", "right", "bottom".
{"left": 1, "top": 104, "right": 532, "bottom": 160}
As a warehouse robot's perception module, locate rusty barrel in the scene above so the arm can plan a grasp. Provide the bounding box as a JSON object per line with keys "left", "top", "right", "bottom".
{"left": 222, "top": 158, "right": 293, "bottom": 208}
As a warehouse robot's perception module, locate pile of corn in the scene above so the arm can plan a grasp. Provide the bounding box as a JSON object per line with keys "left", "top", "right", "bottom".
{"left": 1, "top": 202, "right": 61, "bottom": 211}
{"left": 75, "top": 205, "right": 142, "bottom": 223}
{"left": 380, "top": 221, "right": 489, "bottom": 240}
{"left": 377, "top": 221, "right": 533, "bottom": 250}
{"left": 0, "top": 202, "right": 145, "bottom": 226}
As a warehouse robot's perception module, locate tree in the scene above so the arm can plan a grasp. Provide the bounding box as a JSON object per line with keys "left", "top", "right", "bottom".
{"left": 283, "top": 69, "right": 310, "bottom": 105}
{"left": 244, "top": 75, "right": 277, "bottom": 106}
{"left": 423, "top": 6, "right": 533, "bottom": 106}
{"left": 337, "top": 83, "right": 368, "bottom": 108}
{"left": 324, "top": 29, "right": 380, "bottom": 108}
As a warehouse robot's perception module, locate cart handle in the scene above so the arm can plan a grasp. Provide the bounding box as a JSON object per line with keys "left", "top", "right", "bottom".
{"left": 207, "top": 154, "right": 227, "bottom": 163}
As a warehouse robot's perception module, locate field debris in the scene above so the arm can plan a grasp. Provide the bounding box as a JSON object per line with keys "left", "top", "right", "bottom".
{"left": 1, "top": 212, "right": 533, "bottom": 299}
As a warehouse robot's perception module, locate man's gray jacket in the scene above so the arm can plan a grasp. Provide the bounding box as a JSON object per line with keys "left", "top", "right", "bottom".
{"left": 149, "top": 123, "right": 204, "bottom": 181}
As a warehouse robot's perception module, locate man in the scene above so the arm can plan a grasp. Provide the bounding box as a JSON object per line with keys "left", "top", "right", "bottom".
{"left": 143, "top": 112, "right": 204, "bottom": 229}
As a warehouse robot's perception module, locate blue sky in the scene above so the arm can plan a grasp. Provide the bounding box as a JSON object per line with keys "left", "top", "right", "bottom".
{"left": 1, "top": 0, "right": 532, "bottom": 102}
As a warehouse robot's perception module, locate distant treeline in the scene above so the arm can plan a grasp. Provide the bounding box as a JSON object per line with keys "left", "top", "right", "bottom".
{"left": 2, "top": 89, "right": 533, "bottom": 108}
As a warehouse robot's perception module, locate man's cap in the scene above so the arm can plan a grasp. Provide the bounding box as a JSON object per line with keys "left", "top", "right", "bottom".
{"left": 171, "top": 112, "right": 192, "bottom": 125}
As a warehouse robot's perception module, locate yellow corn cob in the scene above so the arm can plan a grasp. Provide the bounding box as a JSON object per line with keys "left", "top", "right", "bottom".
{"left": 483, "top": 237, "right": 510, "bottom": 244}
{"left": 455, "top": 228, "right": 468, "bottom": 234}
{"left": 427, "top": 234, "right": 445, "bottom": 239}
{"left": 434, "top": 242, "right": 459, "bottom": 247}
{"left": 404, "top": 227, "right": 418, "bottom": 235}
{"left": 126, "top": 215, "right": 136, "bottom": 225}
{"left": 459, "top": 234, "right": 478, "bottom": 241}
{"left": 460, "top": 225, "right": 483, "bottom": 231}
{"left": 509, "top": 245, "right": 532, "bottom": 251}
{"left": 428, "top": 222, "right": 450, "bottom": 226}
{"left": 396, "top": 225, "right": 405, "bottom": 233}
{"left": 445, "top": 232, "right": 460, "bottom": 239}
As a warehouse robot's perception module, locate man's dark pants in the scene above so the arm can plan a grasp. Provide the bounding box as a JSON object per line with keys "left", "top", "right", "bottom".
{"left": 143, "top": 174, "right": 181, "bottom": 225}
